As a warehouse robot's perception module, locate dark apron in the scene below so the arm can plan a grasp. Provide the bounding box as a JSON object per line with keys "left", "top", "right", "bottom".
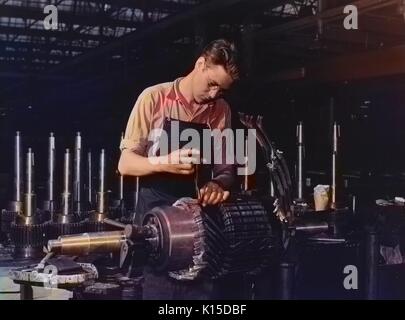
{"left": 135, "top": 117, "right": 212, "bottom": 223}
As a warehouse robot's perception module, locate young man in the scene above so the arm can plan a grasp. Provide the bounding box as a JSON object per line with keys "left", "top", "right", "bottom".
{"left": 118, "top": 39, "right": 239, "bottom": 220}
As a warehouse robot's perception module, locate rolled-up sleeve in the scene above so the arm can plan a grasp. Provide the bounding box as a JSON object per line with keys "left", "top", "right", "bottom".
{"left": 120, "top": 89, "right": 154, "bottom": 155}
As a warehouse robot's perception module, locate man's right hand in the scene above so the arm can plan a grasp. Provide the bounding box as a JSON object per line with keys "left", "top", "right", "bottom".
{"left": 158, "top": 148, "right": 200, "bottom": 175}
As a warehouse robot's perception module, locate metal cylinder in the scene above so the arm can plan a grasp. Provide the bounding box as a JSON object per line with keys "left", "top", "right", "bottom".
{"left": 47, "top": 231, "right": 126, "bottom": 256}
{"left": 14, "top": 131, "right": 22, "bottom": 203}
{"left": 99, "top": 149, "right": 105, "bottom": 194}
{"left": 96, "top": 149, "right": 108, "bottom": 214}
{"left": 61, "top": 148, "right": 72, "bottom": 216}
{"left": 331, "top": 122, "right": 340, "bottom": 209}
{"left": 119, "top": 175, "right": 124, "bottom": 201}
{"left": 73, "top": 132, "right": 82, "bottom": 213}
{"left": 48, "top": 132, "right": 55, "bottom": 203}
{"left": 296, "top": 122, "right": 305, "bottom": 200}
{"left": 294, "top": 221, "right": 329, "bottom": 234}
{"left": 23, "top": 148, "right": 36, "bottom": 218}
{"left": 87, "top": 150, "right": 93, "bottom": 205}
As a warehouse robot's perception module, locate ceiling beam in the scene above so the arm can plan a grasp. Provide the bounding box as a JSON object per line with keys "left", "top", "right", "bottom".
{"left": 47, "top": 0, "right": 288, "bottom": 73}
{"left": 0, "top": 4, "right": 144, "bottom": 29}
{"left": 0, "top": 25, "right": 114, "bottom": 42}
{"left": 252, "top": 0, "right": 399, "bottom": 39}
{"left": 1, "top": 40, "right": 92, "bottom": 53}
{"left": 87, "top": 0, "right": 194, "bottom": 12}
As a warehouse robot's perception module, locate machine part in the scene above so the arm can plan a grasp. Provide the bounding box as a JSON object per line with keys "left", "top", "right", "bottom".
{"left": 256, "top": 115, "right": 293, "bottom": 189}
{"left": 118, "top": 276, "right": 144, "bottom": 300}
{"left": 96, "top": 149, "right": 108, "bottom": 214}
{"left": 239, "top": 113, "right": 273, "bottom": 196}
{"left": 142, "top": 200, "right": 197, "bottom": 272}
{"left": 49, "top": 221, "right": 84, "bottom": 239}
{"left": 42, "top": 132, "right": 56, "bottom": 219}
{"left": 87, "top": 149, "right": 109, "bottom": 231}
{"left": 82, "top": 282, "right": 122, "bottom": 300}
{"left": 1, "top": 209, "right": 18, "bottom": 236}
{"left": 46, "top": 231, "right": 126, "bottom": 256}
{"left": 73, "top": 132, "right": 82, "bottom": 215}
{"left": 293, "top": 220, "right": 329, "bottom": 235}
{"left": 9, "top": 131, "right": 23, "bottom": 213}
{"left": 50, "top": 148, "right": 81, "bottom": 237}
{"left": 10, "top": 223, "right": 49, "bottom": 259}
{"left": 10, "top": 148, "right": 47, "bottom": 258}
{"left": 61, "top": 149, "right": 73, "bottom": 217}
{"left": 86, "top": 150, "right": 94, "bottom": 211}
{"left": 331, "top": 122, "right": 341, "bottom": 210}
{"left": 22, "top": 148, "right": 37, "bottom": 224}
{"left": 144, "top": 197, "right": 277, "bottom": 280}
{"left": 296, "top": 122, "right": 305, "bottom": 202}
{"left": 43, "top": 198, "right": 277, "bottom": 282}
{"left": 8, "top": 262, "right": 98, "bottom": 288}
{"left": 255, "top": 115, "right": 293, "bottom": 221}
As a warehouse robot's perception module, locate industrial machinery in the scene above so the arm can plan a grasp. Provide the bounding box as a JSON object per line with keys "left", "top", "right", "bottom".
{"left": 2, "top": 116, "right": 366, "bottom": 300}
{"left": 49, "top": 148, "right": 84, "bottom": 238}
{"left": 1, "top": 132, "right": 24, "bottom": 242}
{"left": 10, "top": 148, "right": 49, "bottom": 259}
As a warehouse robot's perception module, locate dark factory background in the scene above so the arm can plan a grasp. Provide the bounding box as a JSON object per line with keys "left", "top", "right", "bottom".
{"left": 1, "top": 0, "right": 405, "bottom": 301}
{"left": 0, "top": 0, "right": 405, "bottom": 210}
{"left": 1, "top": 0, "right": 405, "bottom": 210}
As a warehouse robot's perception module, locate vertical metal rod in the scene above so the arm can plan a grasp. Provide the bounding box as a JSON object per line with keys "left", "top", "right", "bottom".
{"left": 62, "top": 149, "right": 72, "bottom": 216}
{"left": 99, "top": 149, "right": 105, "bottom": 194}
{"left": 119, "top": 174, "right": 124, "bottom": 200}
{"left": 48, "top": 132, "right": 55, "bottom": 203}
{"left": 14, "top": 131, "right": 22, "bottom": 203}
{"left": 296, "top": 122, "right": 304, "bottom": 200}
{"left": 24, "top": 148, "right": 35, "bottom": 217}
{"left": 96, "top": 149, "right": 107, "bottom": 214}
{"left": 87, "top": 150, "right": 92, "bottom": 205}
{"left": 73, "top": 132, "right": 82, "bottom": 213}
{"left": 332, "top": 122, "right": 340, "bottom": 209}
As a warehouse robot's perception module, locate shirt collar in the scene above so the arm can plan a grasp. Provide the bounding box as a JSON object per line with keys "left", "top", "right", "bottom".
{"left": 166, "top": 77, "right": 215, "bottom": 108}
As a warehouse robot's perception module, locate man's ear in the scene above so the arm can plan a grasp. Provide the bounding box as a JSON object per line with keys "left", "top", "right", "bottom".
{"left": 195, "top": 56, "right": 206, "bottom": 71}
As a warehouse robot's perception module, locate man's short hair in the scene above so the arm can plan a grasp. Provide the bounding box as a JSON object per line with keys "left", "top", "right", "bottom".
{"left": 201, "top": 39, "right": 240, "bottom": 81}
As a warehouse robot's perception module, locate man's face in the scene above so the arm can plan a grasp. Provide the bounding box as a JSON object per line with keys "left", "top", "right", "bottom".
{"left": 191, "top": 57, "right": 234, "bottom": 104}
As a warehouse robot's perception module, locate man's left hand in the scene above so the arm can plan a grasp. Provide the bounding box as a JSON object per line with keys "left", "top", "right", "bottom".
{"left": 199, "top": 181, "right": 230, "bottom": 207}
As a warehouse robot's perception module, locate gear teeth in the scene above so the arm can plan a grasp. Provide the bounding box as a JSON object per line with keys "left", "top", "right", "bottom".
{"left": 49, "top": 221, "right": 85, "bottom": 238}
{"left": 10, "top": 222, "right": 49, "bottom": 258}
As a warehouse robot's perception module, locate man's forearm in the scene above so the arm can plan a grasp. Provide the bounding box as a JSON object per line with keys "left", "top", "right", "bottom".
{"left": 118, "top": 149, "right": 162, "bottom": 176}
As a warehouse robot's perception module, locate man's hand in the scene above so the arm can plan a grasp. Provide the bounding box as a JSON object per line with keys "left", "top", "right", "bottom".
{"left": 158, "top": 148, "right": 200, "bottom": 175}
{"left": 199, "top": 181, "right": 230, "bottom": 207}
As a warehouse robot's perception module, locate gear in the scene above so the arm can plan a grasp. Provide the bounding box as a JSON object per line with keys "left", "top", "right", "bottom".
{"left": 10, "top": 222, "right": 49, "bottom": 258}
{"left": 49, "top": 221, "right": 85, "bottom": 239}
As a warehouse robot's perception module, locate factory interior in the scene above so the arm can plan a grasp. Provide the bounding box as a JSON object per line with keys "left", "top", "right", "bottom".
{"left": 1, "top": 0, "right": 405, "bottom": 301}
